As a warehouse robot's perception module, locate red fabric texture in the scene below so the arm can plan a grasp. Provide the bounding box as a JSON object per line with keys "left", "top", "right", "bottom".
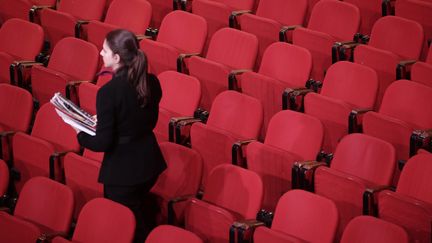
{"left": 146, "top": 0, "right": 172, "bottom": 28}
{"left": 151, "top": 142, "right": 202, "bottom": 223}
{"left": 140, "top": 11, "right": 207, "bottom": 75}
{"left": 343, "top": 0, "right": 382, "bottom": 35}
{"left": 146, "top": 225, "right": 203, "bottom": 243}
{"left": 64, "top": 152, "right": 103, "bottom": 219}
{"left": 0, "top": 211, "right": 42, "bottom": 243}
{"left": 411, "top": 61, "right": 432, "bottom": 88}
{"left": 0, "top": 84, "right": 33, "bottom": 132}
{"left": 254, "top": 190, "right": 338, "bottom": 243}
{"left": 56, "top": 198, "right": 135, "bottom": 243}
{"left": 340, "top": 216, "right": 409, "bottom": 243}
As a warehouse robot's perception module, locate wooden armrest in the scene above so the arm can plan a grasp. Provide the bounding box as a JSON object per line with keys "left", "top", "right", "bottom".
{"left": 363, "top": 185, "right": 392, "bottom": 216}
{"left": 292, "top": 160, "right": 327, "bottom": 191}
{"left": 0, "top": 131, "right": 16, "bottom": 161}
{"left": 228, "top": 69, "right": 251, "bottom": 91}
{"left": 410, "top": 129, "right": 432, "bottom": 157}
{"left": 170, "top": 117, "right": 202, "bottom": 145}
{"left": 232, "top": 139, "right": 256, "bottom": 167}
{"left": 348, "top": 108, "right": 373, "bottom": 134}
{"left": 66, "top": 80, "right": 93, "bottom": 100}
{"left": 229, "top": 10, "right": 253, "bottom": 28}
{"left": 382, "top": 0, "right": 396, "bottom": 16}
{"left": 168, "top": 116, "right": 194, "bottom": 142}
{"left": 230, "top": 219, "right": 265, "bottom": 243}
{"left": 75, "top": 20, "right": 90, "bottom": 38}
{"left": 282, "top": 87, "right": 313, "bottom": 111}
{"left": 177, "top": 53, "right": 200, "bottom": 73}
{"left": 145, "top": 28, "right": 159, "bottom": 40}
{"left": 49, "top": 150, "right": 75, "bottom": 180}
{"left": 29, "top": 5, "right": 55, "bottom": 22}
{"left": 37, "top": 231, "right": 68, "bottom": 242}
{"left": 396, "top": 59, "right": 417, "bottom": 80}
{"left": 279, "top": 25, "right": 302, "bottom": 42}
{"left": 332, "top": 40, "right": 358, "bottom": 62}
{"left": 167, "top": 194, "right": 196, "bottom": 225}
{"left": 9, "top": 61, "right": 43, "bottom": 86}
{"left": 136, "top": 34, "right": 152, "bottom": 41}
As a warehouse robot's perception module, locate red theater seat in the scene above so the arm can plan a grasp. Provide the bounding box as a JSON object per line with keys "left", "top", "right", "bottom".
{"left": 146, "top": 225, "right": 203, "bottom": 243}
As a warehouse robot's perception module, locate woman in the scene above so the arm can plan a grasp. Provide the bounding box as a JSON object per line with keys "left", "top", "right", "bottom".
{"left": 77, "top": 29, "right": 166, "bottom": 242}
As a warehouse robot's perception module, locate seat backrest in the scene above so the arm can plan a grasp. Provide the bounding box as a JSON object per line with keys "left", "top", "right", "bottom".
{"left": 31, "top": 103, "right": 80, "bottom": 152}
{"left": 104, "top": 0, "right": 152, "bottom": 33}
{"left": 258, "top": 42, "right": 312, "bottom": 87}
{"left": 343, "top": 0, "right": 382, "bottom": 34}
{"left": 83, "top": 149, "right": 104, "bottom": 162}
{"left": 307, "top": 0, "right": 360, "bottom": 40}
{"left": 48, "top": 37, "right": 99, "bottom": 81}
{"left": 203, "top": 164, "right": 263, "bottom": 219}
{"left": 321, "top": 61, "right": 378, "bottom": 109}
{"left": 331, "top": 133, "right": 396, "bottom": 185}
{"left": 265, "top": 110, "right": 323, "bottom": 160}
{"left": 368, "top": 16, "right": 424, "bottom": 60}
{"left": 0, "top": 18, "right": 43, "bottom": 60}
{"left": 207, "top": 90, "right": 263, "bottom": 139}
{"left": 271, "top": 190, "right": 338, "bottom": 243}
{"left": 379, "top": 80, "right": 432, "bottom": 130}
{"left": 0, "top": 159, "right": 8, "bottom": 196}
{"left": 152, "top": 142, "right": 202, "bottom": 199}
{"left": 72, "top": 198, "right": 135, "bottom": 243}
{"left": 0, "top": 84, "right": 33, "bottom": 132}
{"left": 14, "top": 177, "right": 74, "bottom": 233}
{"left": 341, "top": 216, "right": 409, "bottom": 243}
{"left": 396, "top": 153, "right": 432, "bottom": 204}
{"left": 255, "top": 0, "right": 307, "bottom": 26}
{"left": 206, "top": 28, "right": 258, "bottom": 70}
{"left": 146, "top": 225, "right": 203, "bottom": 243}
{"left": 158, "top": 71, "right": 201, "bottom": 116}
{"left": 157, "top": 10, "right": 207, "bottom": 54}
{"left": 214, "top": 0, "right": 255, "bottom": 10}
{"left": 57, "top": 0, "right": 105, "bottom": 20}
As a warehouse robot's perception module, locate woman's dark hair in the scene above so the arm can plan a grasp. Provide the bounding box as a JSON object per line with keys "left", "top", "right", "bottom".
{"left": 106, "top": 29, "right": 149, "bottom": 106}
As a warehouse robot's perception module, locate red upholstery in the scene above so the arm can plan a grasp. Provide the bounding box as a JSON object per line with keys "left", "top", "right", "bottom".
{"left": 52, "top": 198, "right": 135, "bottom": 243}
{"left": 190, "top": 90, "right": 262, "bottom": 188}
{"left": 78, "top": 67, "right": 113, "bottom": 114}
{"left": 64, "top": 151, "right": 103, "bottom": 219}
{"left": 151, "top": 142, "right": 202, "bottom": 224}
{"left": 253, "top": 190, "right": 338, "bottom": 243}
{"left": 86, "top": 0, "right": 152, "bottom": 51}
{"left": 0, "top": 0, "right": 56, "bottom": 22}
{"left": 363, "top": 80, "right": 432, "bottom": 161}
{"left": 314, "top": 133, "right": 396, "bottom": 240}
{"left": 146, "top": 225, "right": 203, "bottom": 243}
{"left": 0, "top": 177, "right": 74, "bottom": 243}
{"left": 247, "top": 110, "right": 323, "bottom": 211}
{"left": 140, "top": 10, "right": 207, "bottom": 75}
{"left": 304, "top": 61, "right": 378, "bottom": 153}
{"left": 146, "top": 0, "right": 172, "bottom": 28}
{"left": 0, "top": 18, "right": 43, "bottom": 84}
{"left": 192, "top": 0, "right": 255, "bottom": 48}
{"left": 155, "top": 71, "right": 201, "bottom": 142}
{"left": 396, "top": 0, "right": 432, "bottom": 61}
{"left": 0, "top": 159, "right": 8, "bottom": 197}
{"left": 343, "top": 0, "right": 382, "bottom": 35}
{"left": 411, "top": 46, "right": 432, "bottom": 88}
{"left": 354, "top": 16, "right": 424, "bottom": 108}
{"left": 0, "top": 84, "right": 33, "bottom": 132}
{"left": 237, "top": 0, "right": 307, "bottom": 68}
{"left": 185, "top": 164, "right": 263, "bottom": 243}
{"left": 12, "top": 103, "right": 80, "bottom": 192}
{"left": 31, "top": 37, "right": 99, "bottom": 105}
{"left": 241, "top": 42, "right": 311, "bottom": 139}
{"left": 340, "top": 216, "right": 409, "bottom": 243}
{"left": 40, "top": 0, "right": 105, "bottom": 48}
{"left": 377, "top": 153, "right": 432, "bottom": 243}
{"left": 188, "top": 28, "right": 258, "bottom": 110}
{"left": 292, "top": 0, "right": 360, "bottom": 80}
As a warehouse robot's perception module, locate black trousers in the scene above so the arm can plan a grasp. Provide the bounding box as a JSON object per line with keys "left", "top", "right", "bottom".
{"left": 104, "top": 177, "right": 159, "bottom": 243}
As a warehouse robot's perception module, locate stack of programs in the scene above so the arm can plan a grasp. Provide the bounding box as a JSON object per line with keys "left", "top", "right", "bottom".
{"left": 50, "top": 93, "right": 97, "bottom": 136}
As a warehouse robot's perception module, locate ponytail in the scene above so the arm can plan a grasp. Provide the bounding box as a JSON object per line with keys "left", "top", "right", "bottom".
{"left": 128, "top": 50, "right": 149, "bottom": 107}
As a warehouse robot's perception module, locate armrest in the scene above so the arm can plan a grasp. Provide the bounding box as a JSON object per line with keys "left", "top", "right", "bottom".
{"left": 177, "top": 53, "right": 200, "bottom": 73}
{"left": 332, "top": 40, "right": 358, "bottom": 62}
{"left": 167, "top": 194, "right": 196, "bottom": 225}
{"left": 175, "top": 0, "right": 192, "bottom": 11}
{"left": 291, "top": 160, "right": 327, "bottom": 191}
{"left": 29, "top": 5, "right": 55, "bottom": 23}
{"left": 49, "top": 150, "right": 75, "bottom": 180}
{"left": 282, "top": 87, "right": 313, "bottom": 111}
{"left": 279, "top": 25, "right": 301, "bottom": 42}
{"left": 0, "top": 207, "right": 12, "bottom": 213}
{"left": 230, "top": 219, "right": 265, "bottom": 243}
{"left": 396, "top": 59, "right": 417, "bottom": 80}
{"left": 136, "top": 35, "right": 152, "bottom": 41}
{"left": 229, "top": 10, "right": 253, "bottom": 29}
{"left": 228, "top": 69, "right": 251, "bottom": 91}
{"left": 75, "top": 20, "right": 90, "bottom": 38}
{"left": 145, "top": 28, "right": 159, "bottom": 40}
{"left": 10, "top": 61, "right": 43, "bottom": 86}
{"left": 232, "top": 139, "right": 256, "bottom": 167}
{"left": 170, "top": 117, "right": 202, "bottom": 145}
{"left": 348, "top": 108, "right": 372, "bottom": 134}
{"left": 0, "top": 131, "right": 16, "bottom": 162}
{"left": 168, "top": 116, "right": 194, "bottom": 142}
{"left": 410, "top": 129, "right": 432, "bottom": 157}
{"left": 37, "top": 231, "right": 68, "bottom": 243}
{"left": 362, "top": 185, "right": 392, "bottom": 216}
{"left": 353, "top": 33, "right": 370, "bottom": 44}
{"left": 382, "top": 0, "right": 396, "bottom": 16}
{"left": 65, "top": 80, "right": 93, "bottom": 101}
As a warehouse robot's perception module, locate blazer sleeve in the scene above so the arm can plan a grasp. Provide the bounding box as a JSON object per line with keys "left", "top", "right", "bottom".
{"left": 147, "top": 74, "right": 163, "bottom": 129}
{"left": 77, "top": 85, "right": 116, "bottom": 152}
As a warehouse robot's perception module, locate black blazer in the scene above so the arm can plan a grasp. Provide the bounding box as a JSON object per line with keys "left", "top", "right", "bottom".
{"left": 77, "top": 68, "right": 166, "bottom": 185}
